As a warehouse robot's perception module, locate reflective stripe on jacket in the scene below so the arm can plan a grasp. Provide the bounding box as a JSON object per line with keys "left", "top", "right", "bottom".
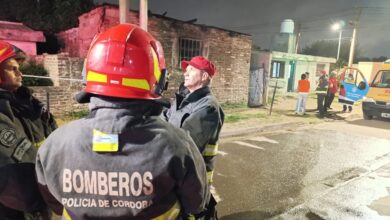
{"left": 36, "top": 97, "right": 208, "bottom": 219}
{"left": 315, "top": 75, "right": 329, "bottom": 94}
{"left": 0, "top": 87, "right": 57, "bottom": 219}
{"left": 165, "top": 86, "right": 224, "bottom": 183}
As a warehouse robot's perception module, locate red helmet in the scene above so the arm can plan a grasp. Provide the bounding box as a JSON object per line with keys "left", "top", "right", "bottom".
{"left": 84, "top": 24, "right": 168, "bottom": 100}
{"left": 0, "top": 40, "right": 16, "bottom": 64}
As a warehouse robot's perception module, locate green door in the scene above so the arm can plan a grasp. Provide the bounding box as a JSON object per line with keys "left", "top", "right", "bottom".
{"left": 287, "top": 60, "right": 296, "bottom": 92}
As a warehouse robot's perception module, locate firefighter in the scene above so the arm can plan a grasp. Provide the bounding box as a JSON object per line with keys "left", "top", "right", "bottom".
{"left": 164, "top": 56, "right": 224, "bottom": 219}
{"left": 35, "top": 24, "right": 208, "bottom": 219}
{"left": 0, "top": 40, "right": 57, "bottom": 219}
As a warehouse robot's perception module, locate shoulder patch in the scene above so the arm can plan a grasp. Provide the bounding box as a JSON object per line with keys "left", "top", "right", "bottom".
{"left": 0, "top": 128, "right": 17, "bottom": 148}
{"left": 92, "top": 129, "right": 119, "bottom": 152}
{"left": 12, "top": 138, "right": 32, "bottom": 161}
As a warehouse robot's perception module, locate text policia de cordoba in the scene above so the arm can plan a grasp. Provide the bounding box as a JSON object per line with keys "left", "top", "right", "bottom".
{"left": 62, "top": 169, "right": 154, "bottom": 209}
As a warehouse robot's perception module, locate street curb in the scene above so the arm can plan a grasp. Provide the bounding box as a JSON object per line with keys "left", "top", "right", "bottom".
{"left": 220, "top": 121, "right": 307, "bottom": 138}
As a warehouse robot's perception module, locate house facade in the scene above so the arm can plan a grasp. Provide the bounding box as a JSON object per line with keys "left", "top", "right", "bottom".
{"left": 0, "top": 21, "right": 45, "bottom": 55}
{"left": 57, "top": 4, "right": 253, "bottom": 103}
{"left": 250, "top": 50, "right": 336, "bottom": 106}
{"left": 256, "top": 51, "right": 336, "bottom": 92}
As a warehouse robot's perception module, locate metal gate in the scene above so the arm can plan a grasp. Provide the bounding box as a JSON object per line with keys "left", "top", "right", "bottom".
{"left": 248, "top": 66, "right": 265, "bottom": 107}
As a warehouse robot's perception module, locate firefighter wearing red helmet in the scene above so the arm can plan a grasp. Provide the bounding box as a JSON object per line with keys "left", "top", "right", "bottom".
{"left": 0, "top": 40, "right": 57, "bottom": 219}
{"left": 35, "top": 24, "right": 208, "bottom": 219}
{"left": 164, "top": 56, "right": 224, "bottom": 219}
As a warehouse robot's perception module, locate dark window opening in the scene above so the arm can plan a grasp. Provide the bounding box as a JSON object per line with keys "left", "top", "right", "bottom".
{"left": 179, "top": 38, "right": 202, "bottom": 66}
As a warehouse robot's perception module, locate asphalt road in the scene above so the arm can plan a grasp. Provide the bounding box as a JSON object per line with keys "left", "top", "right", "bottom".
{"left": 214, "top": 118, "right": 390, "bottom": 220}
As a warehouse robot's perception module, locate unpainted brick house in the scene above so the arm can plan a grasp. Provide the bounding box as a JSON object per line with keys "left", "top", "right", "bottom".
{"left": 0, "top": 21, "right": 45, "bottom": 55}
{"left": 57, "top": 4, "right": 252, "bottom": 103}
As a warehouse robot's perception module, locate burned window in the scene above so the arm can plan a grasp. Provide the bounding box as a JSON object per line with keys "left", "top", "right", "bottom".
{"left": 179, "top": 38, "right": 202, "bottom": 66}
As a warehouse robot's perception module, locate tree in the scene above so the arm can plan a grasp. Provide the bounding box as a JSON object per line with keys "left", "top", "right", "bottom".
{"left": 0, "top": 0, "right": 94, "bottom": 33}
{"left": 0, "top": 0, "right": 94, "bottom": 53}
{"left": 372, "top": 56, "right": 388, "bottom": 62}
{"left": 301, "top": 40, "right": 361, "bottom": 67}
{"left": 20, "top": 61, "right": 53, "bottom": 86}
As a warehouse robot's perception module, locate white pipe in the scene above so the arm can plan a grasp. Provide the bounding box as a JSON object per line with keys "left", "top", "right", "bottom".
{"left": 119, "top": 0, "right": 128, "bottom": 24}
{"left": 140, "top": 0, "right": 148, "bottom": 31}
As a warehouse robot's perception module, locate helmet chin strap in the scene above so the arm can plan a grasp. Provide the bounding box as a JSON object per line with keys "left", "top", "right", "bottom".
{"left": 154, "top": 69, "right": 168, "bottom": 96}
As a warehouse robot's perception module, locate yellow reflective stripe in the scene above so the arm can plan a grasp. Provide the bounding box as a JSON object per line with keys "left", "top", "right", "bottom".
{"left": 207, "top": 171, "right": 214, "bottom": 183}
{"left": 34, "top": 139, "right": 45, "bottom": 148}
{"left": 92, "top": 143, "right": 118, "bottom": 152}
{"left": 202, "top": 144, "right": 218, "bottom": 156}
{"left": 0, "top": 48, "right": 6, "bottom": 56}
{"left": 187, "top": 214, "right": 195, "bottom": 220}
{"left": 87, "top": 71, "right": 107, "bottom": 83}
{"left": 152, "top": 201, "right": 180, "bottom": 220}
{"left": 62, "top": 208, "right": 72, "bottom": 220}
{"left": 151, "top": 48, "right": 161, "bottom": 82}
{"left": 122, "top": 78, "right": 150, "bottom": 90}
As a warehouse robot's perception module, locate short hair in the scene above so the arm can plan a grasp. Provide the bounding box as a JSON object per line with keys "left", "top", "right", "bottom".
{"left": 301, "top": 73, "right": 307, "bottom": 80}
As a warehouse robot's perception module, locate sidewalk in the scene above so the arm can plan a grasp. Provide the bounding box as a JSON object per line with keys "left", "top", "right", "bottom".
{"left": 220, "top": 93, "right": 363, "bottom": 138}
{"left": 272, "top": 155, "right": 390, "bottom": 220}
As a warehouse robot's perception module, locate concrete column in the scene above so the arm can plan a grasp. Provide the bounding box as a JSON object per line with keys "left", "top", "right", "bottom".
{"left": 348, "top": 27, "right": 356, "bottom": 67}
{"left": 119, "top": 0, "right": 128, "bottom": 24}
{"left": 140, "top": 0, "right": 148, "bottom": 31}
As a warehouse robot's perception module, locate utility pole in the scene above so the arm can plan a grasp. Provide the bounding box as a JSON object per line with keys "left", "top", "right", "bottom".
{"left": 139, "top": 0, "right": 148, "bottom": 31}
{"left": 295, "top": 23, "right": 301, "bottom": 54}
{"left": 336, "top": 28, "right": 342, "bottom": 61}
{"left": 348, "top": 7, "right": 362, "bottom": 67}
{"left": 119, "top": 0, "right": 128, "bottom": 24}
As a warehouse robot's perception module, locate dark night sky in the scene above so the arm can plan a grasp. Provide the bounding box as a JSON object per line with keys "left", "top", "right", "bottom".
{"left": 95, "top": 0, "right": 390, "bottom": 58}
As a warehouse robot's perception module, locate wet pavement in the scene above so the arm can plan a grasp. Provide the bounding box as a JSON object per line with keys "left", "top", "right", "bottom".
{"left": 214, "top": 120, "right": 390, "bottom": 220}
{"left": 276, "top": 162, "right": 390, "bottom": 220}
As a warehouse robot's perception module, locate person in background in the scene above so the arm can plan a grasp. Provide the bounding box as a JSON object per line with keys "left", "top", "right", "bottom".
{"left": 325, "top": 71, "right": 338, "bottom": 110}
{"left": 339, "top": 84, "right": 353, "bottom": 112}
{"left": 164, "top": 56, "right": 224, "bottom": 220}
{"left": 295, "top": 73, "right": 310, "bottom": 115}
{"left": 315, "top": 70, "right": 329, "bottom": 118}
{"left": 305, "top": 71, "right": 310, "bottom": 79}
{"left": 0, "top": 40, "right": 56, "bottom": 220}
{"left": 345, "top": 72, "right": 355, "bottom": 84}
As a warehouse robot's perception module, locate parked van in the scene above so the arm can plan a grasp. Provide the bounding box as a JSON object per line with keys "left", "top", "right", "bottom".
{"left": 362, "top": 59, "right": 390, "bottom": 120}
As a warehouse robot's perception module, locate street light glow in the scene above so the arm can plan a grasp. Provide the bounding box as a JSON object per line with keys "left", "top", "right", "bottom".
{"left": 332, "top": 23, "right": 340, "bottom": 31}
{"left": 331, "top": 20, "right": 346, "bottom": 31}
{"left": 331, "top": 20, "right": 345, "bottom": 61}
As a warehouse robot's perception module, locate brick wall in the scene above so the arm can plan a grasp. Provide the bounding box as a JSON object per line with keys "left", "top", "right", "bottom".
{"left": 57, "top": 5, "right": 252, "bottom": 104}
{"left": 31, "top": 54, "right": 87, "bottom": 116}
{"left": 30, "top": 86, "right": 86, "bottom": 116}
{"left": 40, "top": 5, "right": 253, "bottom": 116}
{"left": 146, "top": 18, "right": 253, "bottom": 102}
